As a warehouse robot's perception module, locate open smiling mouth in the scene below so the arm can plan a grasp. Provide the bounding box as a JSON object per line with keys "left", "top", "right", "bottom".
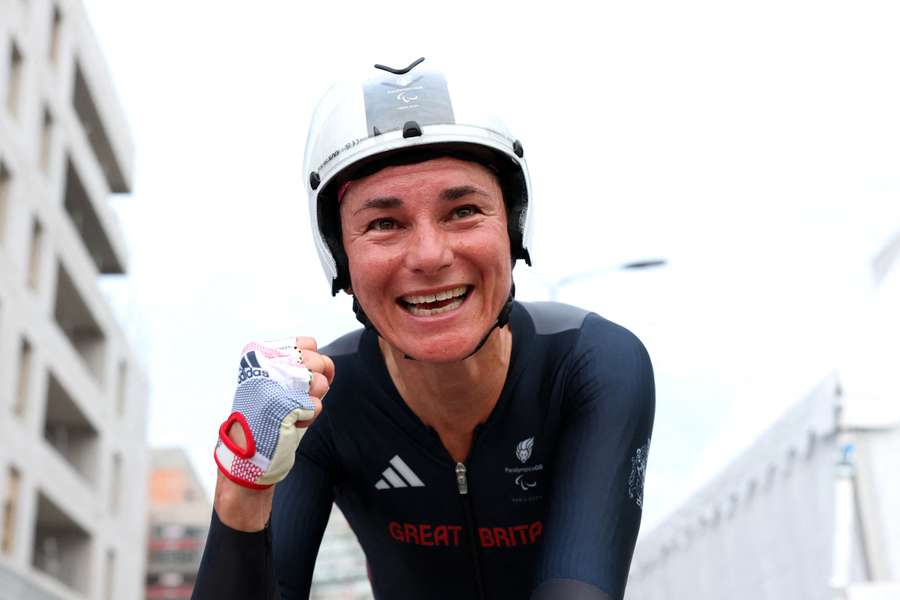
{"left": 397, "top": 286, "right": 472, "bottom": 317}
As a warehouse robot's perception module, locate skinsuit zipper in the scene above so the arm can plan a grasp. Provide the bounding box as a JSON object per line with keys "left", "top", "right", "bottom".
{"left": 456, "top": 462, "right": 486, "bottom": 600}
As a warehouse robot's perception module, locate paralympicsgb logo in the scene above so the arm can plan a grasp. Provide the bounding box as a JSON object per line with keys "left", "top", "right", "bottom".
{"left": 628, "top": 438, "right": 651, "bottom": 509}
{"left": 516, "top": 437, "right": 534, "bottom": 464}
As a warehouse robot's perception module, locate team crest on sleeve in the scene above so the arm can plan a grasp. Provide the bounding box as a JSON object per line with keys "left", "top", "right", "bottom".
{"left": 628, "top": 438, "right": 651, "bottom": 509}
{"left": 516, "top": 437, "right": 534, "bottom": 463}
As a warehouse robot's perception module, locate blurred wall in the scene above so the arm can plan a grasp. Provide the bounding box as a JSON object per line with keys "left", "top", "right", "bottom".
{"left": 0, "top": 0, "right": 148, "bottom": 598}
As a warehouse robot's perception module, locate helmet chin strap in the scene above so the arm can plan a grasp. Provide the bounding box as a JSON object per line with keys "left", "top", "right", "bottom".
{"left": 352, "top": 284, "right": 516, "bottom": 361}
{"left": 463, "top": 286, "right": 514, "bottom": 359}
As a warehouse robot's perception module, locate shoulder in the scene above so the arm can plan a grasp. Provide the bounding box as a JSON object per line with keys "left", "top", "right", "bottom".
{"left": 573, "top": 314, "right": 654, "bottom": 421}
{"left": 302, "top": 328, "right": 367, "bottom": 454}
{"left": 320, "top": 328, "right": 365, "bottom": 358}
{"left": 517, "top": 301, "right": 590, "bottom": 335}
{"left": 315, "top": 328, "right": 369, "bottom": 412}
{"left": 573, "top": 312, "right": 653, "bottom": 389}
{"left": 516, "top": 302, "right": 653, "bottom": 415}
{"left": 577, "top": 312, "right": 650, "bottom": 364}
{"left": 515, "top": 301, "right": 648, "bottom": 361}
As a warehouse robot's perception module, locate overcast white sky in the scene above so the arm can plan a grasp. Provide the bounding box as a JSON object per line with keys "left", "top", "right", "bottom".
{"left": 82, "top": 0, "right": 900, "bottom": 531}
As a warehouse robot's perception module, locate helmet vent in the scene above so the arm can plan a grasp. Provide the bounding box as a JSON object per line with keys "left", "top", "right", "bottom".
{"left": 513, "top": 140, "right": 524, "bottom": 158}
{"left": 402, "top": 121, "right": 422, "bottom": 138}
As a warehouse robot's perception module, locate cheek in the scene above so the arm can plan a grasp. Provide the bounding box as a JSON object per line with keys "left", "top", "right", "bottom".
{"left": 462, "top": 226, "right": 512, "bottom": 271}
{"left": 346, "top": 244, "right": 398, "bottom": 299}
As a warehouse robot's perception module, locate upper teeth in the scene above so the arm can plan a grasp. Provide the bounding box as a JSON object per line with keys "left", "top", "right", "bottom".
{"left": 402, "top": 286, "right": 467, "bottom": 305}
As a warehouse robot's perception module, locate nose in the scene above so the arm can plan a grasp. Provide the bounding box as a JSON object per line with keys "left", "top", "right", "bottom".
{"left": 403, "top": 221, "right": 453, "bottom": 275}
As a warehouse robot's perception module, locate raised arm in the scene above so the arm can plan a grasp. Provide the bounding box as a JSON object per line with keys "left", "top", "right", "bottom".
{"left": 192, "top": 338, "right": 335, "bottom": 600}
{"left": 532, "top": 316, "right": 656, "bottom": 600}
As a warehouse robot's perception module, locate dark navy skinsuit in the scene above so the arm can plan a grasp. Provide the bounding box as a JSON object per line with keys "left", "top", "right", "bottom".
{"left": 193, "top": 301, "right": 655, "bottom": 600}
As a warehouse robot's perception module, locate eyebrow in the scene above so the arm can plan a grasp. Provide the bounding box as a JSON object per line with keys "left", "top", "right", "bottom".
{"left": 352, "top": 196, "right": 402, "bottom": 216}
{"left": 440, "top": 185, "right": 488, "bottom": 201}
{"left": 351, "top": 185, "right": 489, "bottom": 216}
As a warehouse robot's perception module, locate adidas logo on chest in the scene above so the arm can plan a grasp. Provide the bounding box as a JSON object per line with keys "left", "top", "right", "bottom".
{"left": 374, "top": 455, "right": 425, "bottom": 490}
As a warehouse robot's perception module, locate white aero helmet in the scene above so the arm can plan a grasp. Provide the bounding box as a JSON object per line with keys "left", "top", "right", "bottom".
{"left": 303, "top": 57, "right": 534, "bottom": 295}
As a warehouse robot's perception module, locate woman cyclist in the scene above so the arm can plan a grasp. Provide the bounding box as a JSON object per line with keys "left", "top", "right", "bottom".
{"left": 193, "top": 58, "right": 655, "bottom": 600}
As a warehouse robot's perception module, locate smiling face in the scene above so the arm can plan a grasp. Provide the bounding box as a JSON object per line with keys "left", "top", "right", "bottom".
{"left": 340, "top": 157, "right": 512, "bottom": 362}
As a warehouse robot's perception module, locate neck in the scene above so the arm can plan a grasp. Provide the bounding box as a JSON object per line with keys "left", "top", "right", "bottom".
{"left": 380, "top": 325, "right": 513, "bottom": 462}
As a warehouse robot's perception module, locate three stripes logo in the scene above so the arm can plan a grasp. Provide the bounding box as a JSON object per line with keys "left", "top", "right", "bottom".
{"left": 374, "top": 455, "right": 425, "bottom": 490}
{"left": 238, "top": 351, "right": 269, "bottom": 384}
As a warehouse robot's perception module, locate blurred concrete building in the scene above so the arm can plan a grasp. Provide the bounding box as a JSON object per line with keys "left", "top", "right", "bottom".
{"left": 627, "top": 233, "right": 900, "bottom": 600}
{"left": 145, "top": 449, "right": 210, "bottom": 600}
{"left": 310, "top": 508, "right": 372, "bottom": 600}
{"left": 0, "top": 0, "right": 148, "bottom": 598}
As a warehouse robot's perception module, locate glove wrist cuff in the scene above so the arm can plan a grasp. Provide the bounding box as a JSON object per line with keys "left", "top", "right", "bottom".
{"left": 214, "top": 450, "right": 273, "bottom": 490}
{"left": 214, "top": 412, "right": 273, "bottom": 490}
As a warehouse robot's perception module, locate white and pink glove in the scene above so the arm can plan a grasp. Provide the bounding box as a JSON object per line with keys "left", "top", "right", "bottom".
{"left": 214, "top": 339, "right": 316, "bottom": 489}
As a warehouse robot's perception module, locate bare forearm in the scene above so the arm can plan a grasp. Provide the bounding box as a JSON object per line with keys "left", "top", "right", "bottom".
{"left": 214, "top": 471, "right": 274, "bottom": 532}
{"left": 214, "top": 421, "right": 274, "bottom": 531}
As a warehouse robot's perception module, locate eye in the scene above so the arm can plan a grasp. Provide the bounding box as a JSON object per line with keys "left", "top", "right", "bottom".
{"left": 367, "top": 218, "right": 397, "bottom": 231}
{"left": 451, "top": 205, "right": 479, "bottom": 220}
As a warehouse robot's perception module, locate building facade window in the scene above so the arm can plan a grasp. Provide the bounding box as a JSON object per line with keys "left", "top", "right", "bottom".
{"left": 109, "top": 453, "right": 121, "bottom": 515}
{"left": 54, "top": 261, "right": 107, "bottom": 382}
{"left": 0, "top": 160, "right": 10, "bottom": 243}
{"left": 6, "top": 41, "right": 24, "bottom": 119}
{"left": 1, "top": 467, "right": 21, "bottom": 555}
{"left": 43, "top": 370, "right": 100, "bottom": 483}
{"left": 116, "top": 359, "right": 127, "bottom": 417}
{"left": 62, "top": 157, "right": 124, "bottom": 274}
{"left": 40, "top": 106, "right": 54, "bottom": 174}
{"left": 49, "top": 6, "right": 63, "bottom": 64}
{"left": 27, "top": 217, "right": 44, "bottom": 290}
{"left": 104, "top": 549, "right": 115, "bottom": 600}
{"left": 32, "top": 492, "right": 92, "bottom": 594}
{"left": 72, "top": 63, "right": 126, "bottom": 192}
{"left": 13, "top": 337, "right": 33, "bottom": 417}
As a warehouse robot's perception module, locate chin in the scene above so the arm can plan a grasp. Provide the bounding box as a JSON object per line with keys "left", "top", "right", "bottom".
{"left": 393, "top": 332, "right": 483, "bottom": 363}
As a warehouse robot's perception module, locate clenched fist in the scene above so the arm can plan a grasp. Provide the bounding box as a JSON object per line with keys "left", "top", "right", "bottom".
{"left": 215, "top": 337, "right": 335, "bottom": 489}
